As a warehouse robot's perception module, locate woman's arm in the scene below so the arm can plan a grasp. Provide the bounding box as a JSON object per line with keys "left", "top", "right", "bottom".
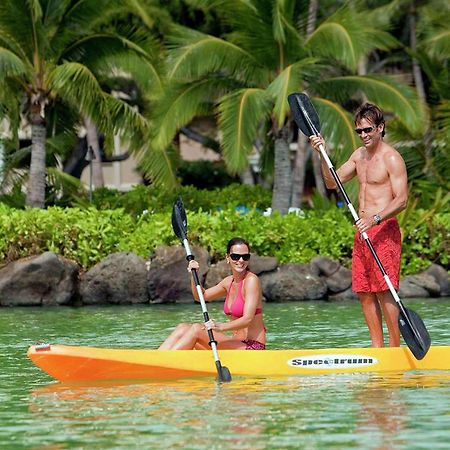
{"left": 187, "top": 260, "right": 229, "bottom": 302}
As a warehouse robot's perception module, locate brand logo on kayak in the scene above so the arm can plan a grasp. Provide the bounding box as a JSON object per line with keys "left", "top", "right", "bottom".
{"left": 288, "top": 354, "right": 378, "bottom": 369}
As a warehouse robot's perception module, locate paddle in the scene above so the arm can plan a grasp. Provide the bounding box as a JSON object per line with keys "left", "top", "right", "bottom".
{"left": 287, "top": 92, "right": 431, "bottom": 360}
{"left": 171, "top": 197, "right": 232, "bottom": 382}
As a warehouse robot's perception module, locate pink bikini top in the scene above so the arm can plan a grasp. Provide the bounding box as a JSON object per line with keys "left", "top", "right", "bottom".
{"left": 223, "top": 276, "right": 263, "bottom": 318}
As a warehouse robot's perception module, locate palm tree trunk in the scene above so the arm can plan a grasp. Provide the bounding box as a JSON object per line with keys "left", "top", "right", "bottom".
{"left": 26, "top": 117, "right": 47, "bottom": 208}
{"left": 292, "top": 0, "right": 326, "bottom": 206}
{"left": 84, "top": 117, "right": 104, "bottom": 188}
{"left": 290, "top": 134, "right": 307, "bottom": 208}
{"left": 409, "top": 2, "right": 426, "bottom": 101}
{"left": 312, "top": 151, "right": 327, "bottom": 197}
{"left": 271, "top": 126, "right": 291, "bottom": 214}
{"left": 306, "top": 0, "right": 318, "bottom": 36}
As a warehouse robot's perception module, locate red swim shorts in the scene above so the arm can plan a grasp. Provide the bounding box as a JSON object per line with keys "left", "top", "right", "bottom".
{"left": 352, "top": 217, "right": 401, "bottom": 293}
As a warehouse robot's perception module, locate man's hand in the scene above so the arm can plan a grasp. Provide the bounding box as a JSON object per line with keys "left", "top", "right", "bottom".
{"left": 309, "top": 135, "right": 325, "bottom": 153}
{"left": 356, "top": 217, "right": 375, "bottom": 233}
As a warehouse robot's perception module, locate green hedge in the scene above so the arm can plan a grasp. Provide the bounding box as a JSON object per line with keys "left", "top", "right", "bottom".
{"left": 0, "top": 202, "right": 448, "bottom": 276}
{"left": 87, "top": 183, "right": 272, "bottom": 216}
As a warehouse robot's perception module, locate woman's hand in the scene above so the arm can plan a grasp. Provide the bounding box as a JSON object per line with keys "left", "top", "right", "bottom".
{"left": 204, "top": 319, "right": 222, "bottom": 331}
{"left": 187, "top": 260, "right": 200, "bottom": 272}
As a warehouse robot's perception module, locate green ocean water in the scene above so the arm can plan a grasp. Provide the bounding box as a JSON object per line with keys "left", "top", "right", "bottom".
{"left": 1, "top": 299, "right": 450, "bottom": 449}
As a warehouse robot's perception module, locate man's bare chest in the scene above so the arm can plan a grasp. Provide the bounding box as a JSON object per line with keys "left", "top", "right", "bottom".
{"left": 356, "top": 157, "right": 390, "bottom": 186}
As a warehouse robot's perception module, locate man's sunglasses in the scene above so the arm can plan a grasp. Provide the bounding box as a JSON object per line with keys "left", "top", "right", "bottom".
{"left": 229, "top": 253, "right": 251, "bottom": 261}
{"left": 355, "top": 126, "right": 376, "bottom": 135}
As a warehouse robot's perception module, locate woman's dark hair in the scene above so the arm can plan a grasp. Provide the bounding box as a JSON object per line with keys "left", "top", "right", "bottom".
{"left": 226, "top": 237, "right": 250, "bottom": 254}
{"left": 355, "top": 103, "right": 386, "bottom": 137}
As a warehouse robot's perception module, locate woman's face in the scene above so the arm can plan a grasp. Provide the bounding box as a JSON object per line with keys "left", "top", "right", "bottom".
{"left": 227, "top": 243, "right": 250, "bottom": 273}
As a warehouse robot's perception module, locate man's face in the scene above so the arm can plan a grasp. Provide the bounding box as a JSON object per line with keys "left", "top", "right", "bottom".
{"left": 355, "top": 118, "right": 382, "bottom": 149}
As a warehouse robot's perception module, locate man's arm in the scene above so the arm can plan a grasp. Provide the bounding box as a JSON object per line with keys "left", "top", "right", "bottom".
{"left": 377, "top": 151, "right": 408, "bottom": 221}
{"left": 310, "top": 135, "right": 357, "bottom": 189}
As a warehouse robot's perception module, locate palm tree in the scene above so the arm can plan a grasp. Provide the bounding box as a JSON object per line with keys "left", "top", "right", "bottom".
{"left": 368, "top": 0, "right": 449, "bottom": 198}
{"left": 149, "top": 0, "right": 427, "bottom": 213}
{"left": 0, "top": 0, "right": 156, "bottom": 208}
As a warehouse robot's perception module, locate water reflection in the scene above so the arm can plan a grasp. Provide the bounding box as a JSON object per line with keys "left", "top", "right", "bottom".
{"left": 28, "top": 372, "right": 450, "bottom": 449}
{"left": 29, "top": 378, "right": 270, "bottom": 449}
{"left": 353, "top": 372, "right": 450, "bottom": 450}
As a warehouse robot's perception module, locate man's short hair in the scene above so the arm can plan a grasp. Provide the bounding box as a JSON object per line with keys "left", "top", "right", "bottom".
{"left": 355, "top": 103, "right": 385, "bottom": 137}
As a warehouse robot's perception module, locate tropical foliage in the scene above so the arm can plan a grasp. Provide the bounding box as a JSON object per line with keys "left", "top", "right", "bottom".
{"left": 147, "top": 0, "right": 434, "bottom": 213}
{"left": 0, "top": 0, "right": 448, "bottom": 212}
{"left": 0, "top": 0, "right": 158, "bottom": 207}
{"left": 0, "top": 200, "right": 447, "bottom": 276}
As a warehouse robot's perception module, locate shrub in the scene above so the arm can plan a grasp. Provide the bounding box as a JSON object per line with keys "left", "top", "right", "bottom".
{"left": 0, "top": 201, "right": 447, "bottom": 275}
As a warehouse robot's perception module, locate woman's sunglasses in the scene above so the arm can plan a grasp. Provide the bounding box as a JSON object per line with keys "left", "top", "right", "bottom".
{"left": 229, "top": 253, "right": 251, "bottom": 261}
{"left": 355, "top": 125, "right": 376, "bottom": 135}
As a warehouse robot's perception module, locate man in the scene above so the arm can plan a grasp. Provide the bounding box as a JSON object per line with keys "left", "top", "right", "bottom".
{"left": 309, "top": 103, "right": 408, "bottom": 347}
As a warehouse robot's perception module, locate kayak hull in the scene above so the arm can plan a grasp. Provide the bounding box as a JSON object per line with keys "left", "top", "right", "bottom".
{"left": 27, "top": 344, "right": 450, "bottom": 383}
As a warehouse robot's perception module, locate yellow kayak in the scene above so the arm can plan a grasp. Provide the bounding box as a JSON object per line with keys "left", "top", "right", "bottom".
{"left": 27, "top": 344, "right": 450, "bottom": 383}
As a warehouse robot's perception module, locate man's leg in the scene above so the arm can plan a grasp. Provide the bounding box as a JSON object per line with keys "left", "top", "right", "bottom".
{"left": 377, "top": 291, "right": 401, "bottom": 347}
{"left": 358, "top": 292, "right": 384, "bottom": 347}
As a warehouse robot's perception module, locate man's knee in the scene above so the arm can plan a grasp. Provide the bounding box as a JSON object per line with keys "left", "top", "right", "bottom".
{"left": 358, "top": 293, "right": 377, "bottom": 304}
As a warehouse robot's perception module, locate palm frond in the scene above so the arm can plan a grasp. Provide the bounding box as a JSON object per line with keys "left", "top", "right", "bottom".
{"left": 102, "top": 93, "right": 149, "bottom": 140}
{"left": 312, "top": 96, "right": 358, "bottom": 167}
{"left": 307, "top": 5, "right": 400, "bottom": 72}
{"left": 0, "top": 47, "right": 28, "bottom": 78}
{"left": 318, "top": 75, "right": 429, "bottom": 137}
{"left": 218, "top": 88, "right": 272, "bottom": 173}
{"left": 268, "top": 58, "right": 318, "bottom": 127}
{"left": 150, "top": 78, "right": 230, "bottom": 151}
{"left": 138, "top": 142, "right": 179, "bottom": 189}
{"left": 124, "top": 0, "right": 156, "bottom": 29}
{"left": 48, "top": 61, "right": 106, "bottom": 119}
{"left": 423, "top": 29, "right": 450, "bottom": 61}
{"left": 106, "top": 52, "right": 164, "bottom": 99}
{"left": 272, "top": 0, "right": 288, "bottom": 45}
{"left": 166, "top": 25, "right": 262, "bottom": 83}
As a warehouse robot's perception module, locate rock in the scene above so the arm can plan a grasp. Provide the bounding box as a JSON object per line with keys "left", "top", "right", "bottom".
{"left": 147, "top": 245, "right": 209, "bottom": 303}
{"left": 309, "top": 256, "right": 340, "bottom": 277}
{"left": 324, "top": 265, "right": 352, "bottom": 293}
{"left": 423, "top": 264, "right": 450, "bottom": 296}
{"left": 400, "top": 273, "right": 441, "bottom": 298}
{"left": 398, "top": 279, "right": 430, "bottom": 298}
{"left": 205, "top": 260, "right": 230, "bottom": 288}
{"left": 80, "top": 252, "right": 148, "bottom": 305}
{"left": 328, "top": 287, "right": 359, "bottom": 301}
{"left": 0, "top": 252, "right": 79, "bottom": 306}
{"left": 248, "top": 255, "right": 278, "bottom": 275}
{"left": 260, "top": 263, "right": 327, "bottom": 302}
{"left": 309, "top": 256, "right": 351, "bottom": 293}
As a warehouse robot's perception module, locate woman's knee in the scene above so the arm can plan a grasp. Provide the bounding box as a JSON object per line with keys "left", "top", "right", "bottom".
{"left": 173, "top": 323, "right": 191, "bottom": 335}
{"left": 190, "top": 323, "right": 204, "bottom": 337}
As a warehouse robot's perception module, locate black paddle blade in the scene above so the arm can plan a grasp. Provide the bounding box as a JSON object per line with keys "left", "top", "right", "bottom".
{"left": 171, "top": 197, "right": 188, "bottom": 240}
{"left": 287, "top": 92, "right": 321, "bottom": 137}
{"left": 216, "top": 362, "right": 232, "bottom": 382}
{"left": 399, "top": 307, "right": 431, "bottom": 360}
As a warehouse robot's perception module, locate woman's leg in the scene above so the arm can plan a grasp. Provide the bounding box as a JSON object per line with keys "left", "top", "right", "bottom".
{"left": 158, "top": 323, "right": 192, "bottom": 350}
{"left": 168, "top": 323, "right": 212, "bottom": 350}
{"left": 168, "top": 325, "right": 253, "bottom": 350}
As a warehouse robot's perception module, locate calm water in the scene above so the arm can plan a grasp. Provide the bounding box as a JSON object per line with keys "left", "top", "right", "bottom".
{"left": 1, "top": 299, "right": 450, "bottom": 449}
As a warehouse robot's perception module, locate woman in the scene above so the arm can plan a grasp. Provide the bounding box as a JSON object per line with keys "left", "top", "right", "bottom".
{"left": 159, "top": 237, "right": 266, "bottom": 350}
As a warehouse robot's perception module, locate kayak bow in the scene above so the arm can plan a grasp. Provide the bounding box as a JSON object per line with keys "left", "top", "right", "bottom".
{"left": 27, "top": 344, "right": 450, "bottom": 383}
